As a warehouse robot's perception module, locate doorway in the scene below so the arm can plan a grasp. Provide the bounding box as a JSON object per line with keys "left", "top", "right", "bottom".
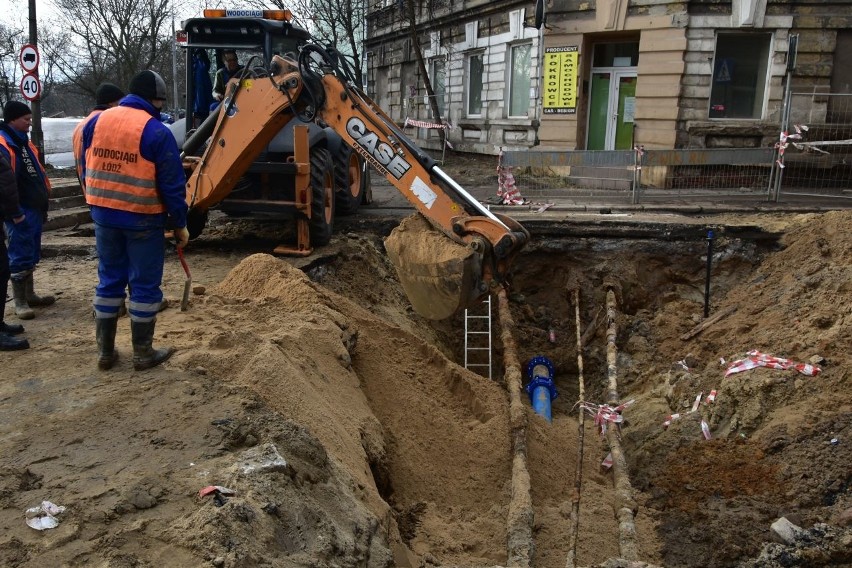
{"left": 587, "top": 42, "right": 638, "bottom": 150}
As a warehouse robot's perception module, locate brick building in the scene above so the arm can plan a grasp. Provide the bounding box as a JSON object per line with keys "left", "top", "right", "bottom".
{"left": 364, "top": 0, "right": 852, "bottom": 154}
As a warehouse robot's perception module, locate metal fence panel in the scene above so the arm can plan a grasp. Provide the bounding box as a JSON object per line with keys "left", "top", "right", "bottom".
{"left": 499, "top": 92, "right": 851, "bottom": 206}
{"left": 638, "top": 148, "right": 774, "bottom": 202}
{"left": 777, "top": 92, "right": 852, "bottom": 201}
{"left": 500, "top": 150, "right": 636, "bottom": 203}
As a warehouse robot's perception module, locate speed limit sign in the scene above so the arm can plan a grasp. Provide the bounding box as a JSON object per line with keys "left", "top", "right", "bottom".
{"left": 20, "top": 72, "right": 41, "bottom": 101}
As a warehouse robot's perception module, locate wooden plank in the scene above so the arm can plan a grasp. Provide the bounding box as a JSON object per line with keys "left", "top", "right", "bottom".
{"left": 680, "top": 306, "right": 737, "bottom": 341}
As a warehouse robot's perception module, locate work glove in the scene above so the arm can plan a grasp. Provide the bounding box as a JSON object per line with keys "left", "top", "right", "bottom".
{"left": 175, "top": 226, "right": 190, "bottom": 249}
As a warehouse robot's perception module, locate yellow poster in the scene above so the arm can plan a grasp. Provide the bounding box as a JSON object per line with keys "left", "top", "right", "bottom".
{"left": 543, "top": 46, "right": 578, "bottom": 114}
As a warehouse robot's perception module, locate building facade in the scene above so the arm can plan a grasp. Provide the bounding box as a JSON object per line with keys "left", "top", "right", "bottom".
{"left": 365, "top": 0, "right": 852, "bottom": 155}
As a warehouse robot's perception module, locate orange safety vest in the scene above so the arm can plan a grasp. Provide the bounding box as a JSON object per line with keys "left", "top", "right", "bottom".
{"left": 84, "top": 106, "right": 165, "bottom": 214}
{"left": 0, "top": 136, "right": 52, "bottom": 194}
{"left": 72, "top": 109, "right": 102, "bottom": 187}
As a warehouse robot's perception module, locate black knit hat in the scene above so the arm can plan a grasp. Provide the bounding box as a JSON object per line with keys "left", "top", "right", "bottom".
{"left": 128, "top": 70, "right": 167, "bottom": 101}
{"left": 3, "top": 100, "right": 32, "bottom": 123}
{"left": 95, "top": 82, "right": 125, "bottom": 105}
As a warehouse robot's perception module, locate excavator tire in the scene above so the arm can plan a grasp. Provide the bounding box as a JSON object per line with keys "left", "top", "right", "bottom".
{"left": 334, "top": 147, "right": 364, "bottom": 216}
{"left": 309, "top": 148, "right": 336, "bottom": 246}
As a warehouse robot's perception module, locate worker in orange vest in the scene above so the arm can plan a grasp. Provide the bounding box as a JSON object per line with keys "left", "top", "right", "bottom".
{"left": 0, "top": 100, "right": 55, "bottom": 321}
{"left": 77, "top": 70, "right": 189, "bottom": 371}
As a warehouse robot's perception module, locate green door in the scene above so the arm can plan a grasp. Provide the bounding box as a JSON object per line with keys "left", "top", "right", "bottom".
{"left": 588, "top": 72, "right": 611, "bottom": 150}
{"left": 587, "top": 70, "right": 636, "bottom": 150}
{"left": 614, "top": 74, "right": 636, "bottom": 150}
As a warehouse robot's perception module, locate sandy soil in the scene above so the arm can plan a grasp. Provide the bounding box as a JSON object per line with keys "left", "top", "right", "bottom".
{"left": 0, "top": 161, "right": 850, "bottom": 567}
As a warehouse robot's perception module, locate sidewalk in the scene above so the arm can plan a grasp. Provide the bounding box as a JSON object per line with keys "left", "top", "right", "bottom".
{"left": 366, "top": 176, "right": 852, "bottom": 222}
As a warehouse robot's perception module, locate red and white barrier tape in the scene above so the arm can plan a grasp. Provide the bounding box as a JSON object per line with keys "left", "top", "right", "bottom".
{"left": 577, "top": 399, "right": 635, "bottom": 436}
{"left": 403, "top": 118, "right": 454, "bottom": 148}
{"left": 701, "top": 420, "right": 712, "bottom": 440}
{"left": 774, "top": 124, "right": 807, "bottom": 168}
{"left": 497, "top": 150, "right": 526, "bottom": 205}
{"left": 725, "top": 350, "right": 820, "bottom": 377}
{"left": 662, "top": 388, "right": 718, "bottom": 438}
{"left": 404, "top": 118, "right": 446, "bottom": 129}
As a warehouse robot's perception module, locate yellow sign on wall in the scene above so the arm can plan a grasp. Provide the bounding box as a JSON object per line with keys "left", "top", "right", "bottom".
{"left": 543, "top": 46, "right": 578, "bottom": 114}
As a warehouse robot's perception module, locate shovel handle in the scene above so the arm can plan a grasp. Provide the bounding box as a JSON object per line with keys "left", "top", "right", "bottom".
{"left": 177, "top": 247, "right": 191, "bottom": 278}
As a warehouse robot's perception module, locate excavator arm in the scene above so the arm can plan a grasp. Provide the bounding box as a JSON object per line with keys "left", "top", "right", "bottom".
{"left": 182, "top": 47, "right": 529, "bottom": 320}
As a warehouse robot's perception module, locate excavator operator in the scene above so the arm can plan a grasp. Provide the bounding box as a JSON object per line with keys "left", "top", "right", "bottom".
{"left": 210, "top": 50, "right": 243, "bottom": 110}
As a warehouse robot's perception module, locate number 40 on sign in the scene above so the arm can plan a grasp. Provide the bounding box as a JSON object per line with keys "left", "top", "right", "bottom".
{"left": 20, "top": 73, "right": 41, "bottom": 101}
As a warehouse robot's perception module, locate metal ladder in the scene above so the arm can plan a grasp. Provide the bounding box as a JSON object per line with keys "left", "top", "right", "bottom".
{"left": 464, "top": 295, "right": 492, "bottom": 379}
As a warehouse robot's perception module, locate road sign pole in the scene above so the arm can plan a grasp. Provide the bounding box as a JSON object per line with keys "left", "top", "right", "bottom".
{"left": 27, "top": 0, "right": 44, "bottom": 163}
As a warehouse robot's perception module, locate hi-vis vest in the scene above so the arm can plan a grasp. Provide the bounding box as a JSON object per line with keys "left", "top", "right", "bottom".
{"left": 0, "top": 135, "right": 51, "bottom": 193}
{"left": 72, "top": 109, "right": 101, "bottom": 187}
{"left": 84, "top": 107, "right": 165, "bottom": 214}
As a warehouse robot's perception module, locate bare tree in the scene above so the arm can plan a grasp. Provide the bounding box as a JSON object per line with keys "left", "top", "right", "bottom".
{"left": 0, "top": 21, "right": 26, "bottom": 106}
{"left": 47, "top": 0, "right": 175, "bottom": 100}
{"left": 405, "top": 0, "right": 445, "bottom": 147}
{"left": 252, "top": 0, "right": 368, "bottom": 87}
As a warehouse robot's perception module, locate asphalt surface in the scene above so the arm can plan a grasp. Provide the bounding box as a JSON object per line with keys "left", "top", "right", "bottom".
{"left": 40, "top": 173, "right": 849, "bottom": 257}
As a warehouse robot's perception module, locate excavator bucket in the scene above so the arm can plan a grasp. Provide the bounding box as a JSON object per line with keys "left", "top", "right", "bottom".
{"left": 385, "top": 214, "right": 487, "bottom": 320}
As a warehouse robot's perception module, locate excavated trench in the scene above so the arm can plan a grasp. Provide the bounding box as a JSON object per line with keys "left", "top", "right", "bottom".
{"left": 36, "top": 212, "right": 850, "bottom": 568}
{"left": 426, "top": 231, "right": 781, "bottom": 568}
{"left": 299, "top": 216, "right": 813, "bottom": 568}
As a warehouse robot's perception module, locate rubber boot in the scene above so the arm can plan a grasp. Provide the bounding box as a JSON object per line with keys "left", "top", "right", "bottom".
{"left": 96, "top": 317, "right": 119, "bottom": 370}
{"left": 131, "top": 320, "right": 174, "bottom": 371}
{"left": 11, "top": 277, "right": 34, "bottom": 320}
{"left": 0, "top": 321, "right": 24, "bottom": 335}
{"left": 0, "top": 331, "right": 29, "bottom": 351}
{"left": 25, "top": 273, "right": 55, "bottom": 307}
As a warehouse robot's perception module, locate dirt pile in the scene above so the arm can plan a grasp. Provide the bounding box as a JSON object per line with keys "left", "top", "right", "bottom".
{"left": 611, "top": 210, "right": 852, "bottom": 567}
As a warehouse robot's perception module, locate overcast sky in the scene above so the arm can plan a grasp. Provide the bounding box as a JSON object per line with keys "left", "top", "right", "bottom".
{"left": 1, "top": 0, "right": 221, "bottom": 34}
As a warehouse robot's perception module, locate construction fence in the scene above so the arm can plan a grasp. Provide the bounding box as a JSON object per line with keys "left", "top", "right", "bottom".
{"left": 499, "top": 92, "right": 852, "bottom": 206}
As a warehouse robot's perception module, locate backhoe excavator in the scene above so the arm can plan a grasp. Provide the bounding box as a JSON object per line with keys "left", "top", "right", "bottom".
{"left": 177, "top": 11, "right": 529, "bottom": 320}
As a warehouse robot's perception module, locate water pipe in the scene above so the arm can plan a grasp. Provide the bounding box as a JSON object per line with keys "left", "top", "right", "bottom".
{"left": 525, "top": 355, "right": 558, "bottom": 422}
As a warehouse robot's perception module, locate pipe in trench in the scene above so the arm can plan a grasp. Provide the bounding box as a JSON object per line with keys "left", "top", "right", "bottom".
{"left": 497, "top": 288, "right": 534, "bottom": 568}
{"left": 565, "top": 286, "right": 586, "bottom": 568}
{"left": 525, "top": 355, "right": 558, "bottom": 422}
{"left": 603, "top": 278, "right": 639, "bottom": 561}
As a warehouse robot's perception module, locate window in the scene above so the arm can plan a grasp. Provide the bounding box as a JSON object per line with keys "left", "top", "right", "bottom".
{"left": 431, "top": 57, "right": 446, "bottom": 115}
{"left": 509, "top": 43, "right": 531, "bottom": 117}
{"left": 709, "top": 33, "right": 772, "bottom": 119}
{"left": 466, "top": 53, "right": 484, "bottom": 116}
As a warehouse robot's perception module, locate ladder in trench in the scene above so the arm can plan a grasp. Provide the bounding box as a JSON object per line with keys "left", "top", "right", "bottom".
{"left": 464, "top": 295, "right": 492, "bottom": 379}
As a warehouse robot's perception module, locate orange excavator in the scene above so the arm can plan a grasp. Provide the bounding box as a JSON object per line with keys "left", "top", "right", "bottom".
{"left": 178, "top": 17, "right": 528, "bottom": 320}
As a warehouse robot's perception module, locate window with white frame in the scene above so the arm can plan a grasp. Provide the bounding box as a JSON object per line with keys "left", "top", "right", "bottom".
{"left": 508, "top": 43, "right": 532, "bottom": 117}
{"left": 430, "top": 57, "right": 446, "bottom": 115}
{"left": 709, "top": 32, "right": 772, "bottom": 119}
{"left": 466, "top": 52, "right": 484, "bottom": 116}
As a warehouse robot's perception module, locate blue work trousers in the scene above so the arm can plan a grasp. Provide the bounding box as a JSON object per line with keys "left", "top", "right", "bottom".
{"left": 4, "top": 207, "right": 43, "bottom": 275}
{"left": 93, "top": 224, "right": 165, "bottom": 322}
